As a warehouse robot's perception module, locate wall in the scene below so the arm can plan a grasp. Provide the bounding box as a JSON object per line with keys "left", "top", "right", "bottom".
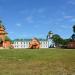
{"left": 3, "top": 41, "right": 11, "bottom": 48}
{"left": 13, "top": 40, "right": 49, "bottom": 48}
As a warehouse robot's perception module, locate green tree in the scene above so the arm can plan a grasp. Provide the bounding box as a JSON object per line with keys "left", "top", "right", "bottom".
{"left": 62, "top": 39, "right": 71, "bottom": 45}
{"left": 73, "top": 25, "right": 75, "bottom": 33}
{"left": 5, "top": 36, "right": 11, "bottom": 41}
{"left": 52, "top": 34, "right": 71, "bottom": 47}
{"left": 52, "top": 34, "right": 63, "bottom": 46}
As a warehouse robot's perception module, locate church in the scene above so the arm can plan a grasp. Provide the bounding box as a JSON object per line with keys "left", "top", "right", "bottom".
{"left": 0, "top": 21, "right": 12, "bottom": 48}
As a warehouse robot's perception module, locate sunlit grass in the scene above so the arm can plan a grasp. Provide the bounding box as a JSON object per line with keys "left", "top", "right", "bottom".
{"left": 0, "top": 48, "right": 75, "bottom": 75}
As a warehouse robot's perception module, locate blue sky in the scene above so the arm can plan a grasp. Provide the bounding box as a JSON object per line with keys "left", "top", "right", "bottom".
{"left": 0, "top": 0, "right": 75, "bottom": 39}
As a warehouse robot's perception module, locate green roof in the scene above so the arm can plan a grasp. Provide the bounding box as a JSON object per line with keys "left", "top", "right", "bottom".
{"left": 13, "top": 39, "right": 31, "bottom": 42}
{"left": 13, "top": 38, "right": 47, "bottom": 42}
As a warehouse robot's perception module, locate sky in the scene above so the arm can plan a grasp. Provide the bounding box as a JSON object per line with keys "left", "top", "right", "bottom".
{"left": 0, "top": 0, "right": 75, "bottom": 39}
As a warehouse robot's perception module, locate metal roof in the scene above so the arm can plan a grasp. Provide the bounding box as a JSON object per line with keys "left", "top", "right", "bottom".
{"left": 13, "top": 38, "right": 47, "bottom": 42}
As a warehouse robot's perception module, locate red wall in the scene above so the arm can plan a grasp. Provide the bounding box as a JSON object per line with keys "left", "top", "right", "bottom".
{"left": 3, "top": 41, "right": 11, "bottom": 48}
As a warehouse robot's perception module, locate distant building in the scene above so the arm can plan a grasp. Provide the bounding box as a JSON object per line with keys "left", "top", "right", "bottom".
{"left": 13, "top": 38, "right": 49, "bottom": 48}
{"left": 13, "top": 32, "right": 55, "bottom": 49}
{"left": 47, "top": 31, "right": 55, "bottom": 48}
{"left": 13, "top": 39, "right": 31, "bottom": 48}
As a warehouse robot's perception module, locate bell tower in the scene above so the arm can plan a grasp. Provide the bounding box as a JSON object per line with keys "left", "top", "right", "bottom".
{"left": 47, "top": 31, "right": 55, "bottom": 48}
{"left": 0, "top": 20, "right": 8, "bottom": 41}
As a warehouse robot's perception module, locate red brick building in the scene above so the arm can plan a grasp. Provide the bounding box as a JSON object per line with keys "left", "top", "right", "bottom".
{"left": 67, "top": 41, "right": 75, "bottom": 49}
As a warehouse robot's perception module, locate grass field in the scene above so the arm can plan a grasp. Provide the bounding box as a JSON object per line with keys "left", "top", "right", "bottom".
{"left": 0, "top": 48, "right": 75, "bottom": 75}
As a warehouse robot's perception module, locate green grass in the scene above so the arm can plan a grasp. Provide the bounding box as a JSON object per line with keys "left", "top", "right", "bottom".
{"left": 0, "top": 48, "right": 75, "bottom": 75}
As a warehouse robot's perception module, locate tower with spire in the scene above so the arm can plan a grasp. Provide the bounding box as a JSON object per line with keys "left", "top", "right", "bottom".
{"left": 0, "top": 20, "right": 8, "bottom": 41}
{"left": 0, "top": 20, "right": 12, "bottom": 48}
{"left": 47, "top": 31, "right": 55, "bottom": 48}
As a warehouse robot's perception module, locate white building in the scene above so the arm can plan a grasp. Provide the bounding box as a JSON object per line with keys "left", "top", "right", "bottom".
{"left": 13, "top": 39, "right": 31, "bottom": 48}
{"left": 39, "top": 39, "right": 48, "bottom": 48}
{"left": 13, "top": 38, "right": 54, "bottom": 48}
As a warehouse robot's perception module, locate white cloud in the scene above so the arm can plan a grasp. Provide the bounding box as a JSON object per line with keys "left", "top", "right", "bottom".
{"left": 34, "top": 25, "right": 39, "bottom": 28}
{"left": 61, "top": 12, "right": 65, "bottom": 15}
{"left": 63, "top": 15, "right": 75, "bottom": 22}
{"left": 38, "top": 8, "right": 45, "bottom": 13}
{"left": 9, "top": 31, "right": 14, "bottom": 34}
{"left": 68, "top": 1, "right": 75, "bottom": 5}
{"left": 60, "top": 25, "right": 68, "bottom": 29}
{"left": 71, "top": 18, "right": 75, "bottom": 22}
{"left": 31, "top": 8, "right": 46, "bottom": 14}
{"left": 25, "top": 16, "right": 33, "bottom": 23}
{"left": 16, "top": 23, "right": 22, "bottom": 27}
{"left": 64, "top": 15, "right": 73, "bottom": 19}
{"left": 19, "top": 10, "right": 28, "bottom": 14}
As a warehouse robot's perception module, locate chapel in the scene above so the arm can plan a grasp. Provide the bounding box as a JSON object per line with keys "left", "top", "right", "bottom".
{"left": 0, "top": 21, "right": 12, "bottom": 48}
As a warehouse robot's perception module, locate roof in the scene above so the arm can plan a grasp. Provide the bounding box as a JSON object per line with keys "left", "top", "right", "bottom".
{"left": 0, "top": 25, "right": 5, "bottom": 30}
{"left": 13, "top": 39, "right": 32, "bottom": 42}
{"left": 39, "top": 39, "right": 47, "bottom": 41}
{"left": 13, "top": 38, "right": 47, "bottom": 42}
{"left": 0, "top": 31, "right": 8, "bottom": 34}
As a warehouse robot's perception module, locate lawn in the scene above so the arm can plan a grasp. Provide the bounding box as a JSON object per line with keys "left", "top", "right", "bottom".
{"left": 0, "top": 48, "right": 75, "bottom": 75}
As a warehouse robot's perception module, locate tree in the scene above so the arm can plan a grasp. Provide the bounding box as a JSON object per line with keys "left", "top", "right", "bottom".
{"left": 73, "top": 25, "right": 75, "bottom": 33}
{"left": 62, "top": 39, "right": 70, "bottom": 45}
{"left": 52, "top": 34, "right": 71, "bottom": 48}
{"left": 52, "top": 34, "right": 63, "bottom": 46}
{"left": 5, "top": 36, "right": 11, "bottom": 41}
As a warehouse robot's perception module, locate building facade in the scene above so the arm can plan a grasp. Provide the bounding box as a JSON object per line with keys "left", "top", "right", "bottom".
{"left": 13, "top": 31, "right": 55, "bottom": 49}
{"left": 13, "top": 38, "right": 54, "bottom": 48}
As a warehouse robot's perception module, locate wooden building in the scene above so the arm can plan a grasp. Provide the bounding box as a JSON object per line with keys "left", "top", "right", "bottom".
{"left": 0, "top": 21, "right": 12, "bottom": 48}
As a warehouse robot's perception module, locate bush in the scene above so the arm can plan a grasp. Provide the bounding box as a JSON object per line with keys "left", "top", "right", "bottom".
{"left": 9, "top": 45, "right": 14, "bottom": 49}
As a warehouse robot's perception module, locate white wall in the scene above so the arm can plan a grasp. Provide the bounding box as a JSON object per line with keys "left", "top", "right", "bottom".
{"left": 13, "top": 40, "right": 51, "bottom": 48}
{"left": 13, "top": 41, "right": 30, "bottom": 48}
{"left": 40, "top": 41, "right": 48, "bottom": 48}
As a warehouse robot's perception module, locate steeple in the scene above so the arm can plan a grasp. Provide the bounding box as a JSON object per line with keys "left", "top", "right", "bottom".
{"left": 0, "top": 20, "right": 5, "bottom": 30}
{"left": 47, "top": 31, "right": 53, "bottom": 39}
{"left": 0, "top": 20, "right": 12, "bottom": 48}
{"left": 0, "top": 20, "right": 8, "bottom": 41}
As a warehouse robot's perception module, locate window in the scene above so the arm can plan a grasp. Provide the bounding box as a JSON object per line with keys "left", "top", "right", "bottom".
{"left": 15, "top": 42, "right": 18, "bottom": 44}
{"left": 24, "top": 42, "right": 26, "bottom": 44}
{"left": 24, "top": 45, "right": 25, "bottom": 48}
{"left": 45, "top": 41, "right": 47, "bottom": 44}
{"left": 21, "top": 42, "right": 22, "bottom": 44}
